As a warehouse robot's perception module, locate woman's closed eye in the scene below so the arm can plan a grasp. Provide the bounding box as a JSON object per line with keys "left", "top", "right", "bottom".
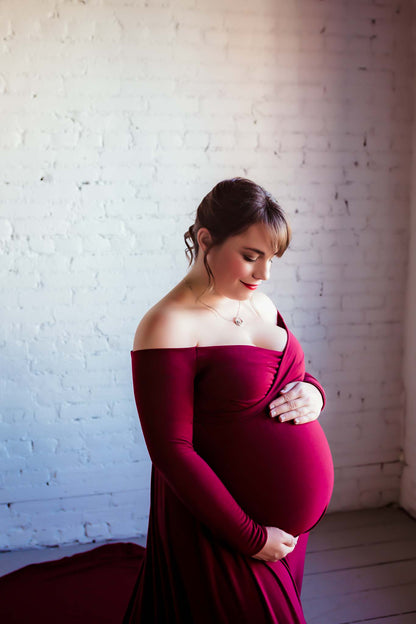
{"left": 243, "top": 255, "right": 273, "bottom": 264}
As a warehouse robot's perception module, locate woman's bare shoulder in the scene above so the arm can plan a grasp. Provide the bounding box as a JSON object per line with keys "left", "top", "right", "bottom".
{"left": 133, "top": 302, "right": 197, "bottom": 351}
{"left": 251, "top": 291, "right": 278, "bottom": 324}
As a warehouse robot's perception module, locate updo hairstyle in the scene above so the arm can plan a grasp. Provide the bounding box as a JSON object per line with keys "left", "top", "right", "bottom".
{"left": 183, "top": 177, "right": 291, "bottom": 288}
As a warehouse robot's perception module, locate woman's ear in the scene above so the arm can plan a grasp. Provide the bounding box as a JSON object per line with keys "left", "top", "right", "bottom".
{"left": 197, "top": 227, "right": 213, "bottom": 253}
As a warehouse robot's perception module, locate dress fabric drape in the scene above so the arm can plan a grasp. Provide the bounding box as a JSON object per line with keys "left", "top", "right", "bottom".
{"left": 0, "top": 541, "right": 145, "bottom": 623}
{"left": 0, "top": 310, "right": 333, "bottom": 624}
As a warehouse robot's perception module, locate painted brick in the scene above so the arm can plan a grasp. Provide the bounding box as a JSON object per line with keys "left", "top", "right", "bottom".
{"left": 0, "top": 0, "right": 413, "bottom": 551}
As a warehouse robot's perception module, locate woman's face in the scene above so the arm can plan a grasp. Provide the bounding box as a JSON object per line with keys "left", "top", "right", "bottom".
{"left": 205, "top": 222, "right": 278, "bottom": 300}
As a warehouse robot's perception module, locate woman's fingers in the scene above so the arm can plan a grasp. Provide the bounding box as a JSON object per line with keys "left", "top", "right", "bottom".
{"left": 278, "top": 528, "right": 298, "bottom": 546}
{"left": 280, "top": 405, "right": 311, "bottom": 422}
{"left": 290, "top": 412, "right": 319, "bottom": 425}
{"left": 270, "top": 384, "right": 302, "bottom": 412}
{"left": 269, "top": 381, "right": 322, "bottom": 424}
{"left": 270, "top": 398, "right": 310, "bottom": 421}
{"left": 285, "top": 534, "right": 298, "bottom": 547}
{"left": 252, "top": 528, "right": 299, "bottom": 562}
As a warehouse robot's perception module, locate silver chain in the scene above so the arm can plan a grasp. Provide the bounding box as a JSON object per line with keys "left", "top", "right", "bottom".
{"left": 183, "top": 279, "right": 261, "bottom": 326}
{"left": 199, "top": 298, "right": 243, "bottom": 325}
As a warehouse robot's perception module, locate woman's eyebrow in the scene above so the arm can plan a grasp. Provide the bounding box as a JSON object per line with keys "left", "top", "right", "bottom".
{"left": 242, "top": 246, "right": 265, "bottom": 255}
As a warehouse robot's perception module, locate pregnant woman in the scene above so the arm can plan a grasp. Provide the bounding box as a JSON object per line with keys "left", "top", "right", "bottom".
{"left": 123, "top": 177, "right": 334, "bottom": 623}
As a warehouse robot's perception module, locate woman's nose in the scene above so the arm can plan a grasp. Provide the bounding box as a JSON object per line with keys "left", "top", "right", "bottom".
{"left": 253, "top": 262, "right": 271, "bottom": 281}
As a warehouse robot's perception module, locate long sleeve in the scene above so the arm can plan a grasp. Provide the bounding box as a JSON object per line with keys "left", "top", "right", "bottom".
{"left": 303, "top": 371, "right": 326, "bottom": 411}
{"left": 131, "top": 347, "right": 268, "bottom": 557}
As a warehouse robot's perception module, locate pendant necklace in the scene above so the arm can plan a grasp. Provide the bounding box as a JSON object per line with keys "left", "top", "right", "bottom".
{"left": 200, "top": 298, "right": 244, "bottom": 326}
{"left": 183, "top": 279, "right": 260, "bottom": 327}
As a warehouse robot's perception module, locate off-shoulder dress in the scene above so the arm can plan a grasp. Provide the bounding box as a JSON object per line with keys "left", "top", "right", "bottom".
{"left": 123, "top": 309, "right": 334, "bottom": 623}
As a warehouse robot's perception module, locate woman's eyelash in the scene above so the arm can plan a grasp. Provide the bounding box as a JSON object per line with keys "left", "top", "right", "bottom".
{"left": 243, "top": 255, "right": 274, "bottom": 264}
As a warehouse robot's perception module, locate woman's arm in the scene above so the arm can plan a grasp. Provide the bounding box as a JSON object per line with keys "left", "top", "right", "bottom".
{"left": 131, "top": 310, "right": 267, "bottom": 557}
{"left": 254, "top": 296, "right": 326, "bottom": 424}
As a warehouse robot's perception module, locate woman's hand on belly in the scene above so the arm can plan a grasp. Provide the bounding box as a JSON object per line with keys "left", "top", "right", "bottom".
{"left": 252, "top": 527, "right": 299, "bottom": 562}
{"left": 269, "top": 381, "right": 324, "bottom": 425}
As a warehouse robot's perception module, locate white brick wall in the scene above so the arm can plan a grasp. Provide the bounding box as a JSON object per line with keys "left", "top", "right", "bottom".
{"left": 0, "top": 0, "right": 414, "bottom": 550}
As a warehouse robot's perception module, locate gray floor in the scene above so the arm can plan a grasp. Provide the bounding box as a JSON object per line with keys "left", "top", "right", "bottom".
{"left": 302, "top": 506, "right": 416, "bottom": 624}
{"left": 1, "top": 507, "right": 415, "bottom": 623}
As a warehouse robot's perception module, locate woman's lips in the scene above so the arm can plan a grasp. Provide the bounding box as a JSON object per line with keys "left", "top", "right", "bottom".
{"left": 241, "top": 281, "right": 258, "bottom": 290}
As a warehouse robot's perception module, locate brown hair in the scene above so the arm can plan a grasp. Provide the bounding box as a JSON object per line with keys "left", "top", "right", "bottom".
{"left": 184, "top": 177, "right": 291, "bottom": 287}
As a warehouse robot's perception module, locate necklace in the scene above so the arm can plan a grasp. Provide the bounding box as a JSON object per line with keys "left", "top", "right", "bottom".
{"left": 183, "top": 279, "right": 260, "bottom": 327}
{"left": 200, "top": 298, "right": 244, "bottom": 326}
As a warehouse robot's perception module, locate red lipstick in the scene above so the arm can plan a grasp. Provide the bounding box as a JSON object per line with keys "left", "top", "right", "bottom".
{"left": 241, "top": 282, "right": 258, "bottom": 290}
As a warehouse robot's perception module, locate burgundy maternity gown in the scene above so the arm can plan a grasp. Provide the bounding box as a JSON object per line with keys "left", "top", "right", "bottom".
{"left": 0, "top": 309, "right": 333, "bottom": 624}
{"left": 123, "top": 309, "right": 334, "bottom": 623}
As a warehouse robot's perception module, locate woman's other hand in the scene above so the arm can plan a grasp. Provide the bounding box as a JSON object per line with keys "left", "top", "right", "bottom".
{"left": 269, "top": 381, "right": 324, "bottom": 425}
{"left": 252, "top": 527, "right": 298, "bottom": 562}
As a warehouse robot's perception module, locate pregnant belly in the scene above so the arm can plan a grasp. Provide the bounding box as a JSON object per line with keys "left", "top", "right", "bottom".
{"left": 194, "top": 417, "right": 334, "bottom": 537}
